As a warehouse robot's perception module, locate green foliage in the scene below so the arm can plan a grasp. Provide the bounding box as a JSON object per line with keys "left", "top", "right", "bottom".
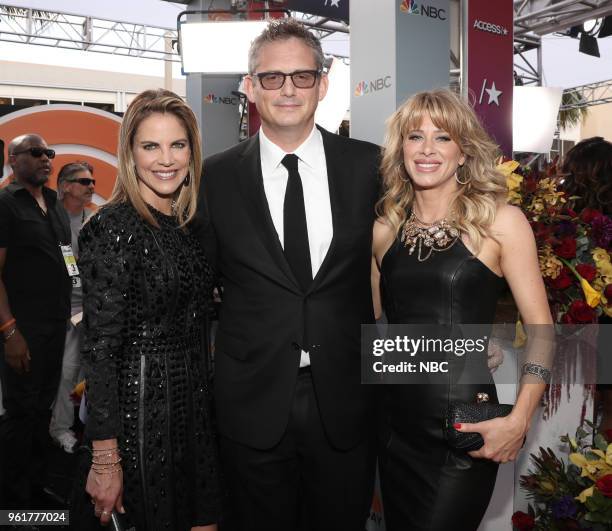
{"left": 559, "top": 91, "right": 589, "bottom": 130}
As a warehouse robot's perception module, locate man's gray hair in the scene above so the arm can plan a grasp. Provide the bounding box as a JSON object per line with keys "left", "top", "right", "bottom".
{"left": 248, "top": 18, "right": 324, "bottom": 74}
{"left": 57, "top": 161, "right": 94, "bottom": 199}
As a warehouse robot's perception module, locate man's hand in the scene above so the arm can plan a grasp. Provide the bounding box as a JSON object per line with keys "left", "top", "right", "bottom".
{"left": 4, "top": 328, "right": 31, "bottom": 374}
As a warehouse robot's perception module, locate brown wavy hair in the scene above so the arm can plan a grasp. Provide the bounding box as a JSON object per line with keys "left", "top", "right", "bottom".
{"left": 376, "top": 89, "right": 507, "bottom": 253}
{"left": 561, "top": 136, "right": 612, "bottom": 216}
{"left": 109, "top": 88, "right": 202, "bottom": 228}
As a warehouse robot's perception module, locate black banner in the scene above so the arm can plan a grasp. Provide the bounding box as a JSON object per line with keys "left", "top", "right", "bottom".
{"left": 286, "top": 0, "right": 349, "bottom": 22}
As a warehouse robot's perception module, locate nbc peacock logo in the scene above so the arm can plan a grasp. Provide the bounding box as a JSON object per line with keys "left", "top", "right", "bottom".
{"left": 399, "top": 0, "right": 446, "bottom": 19}
{"left": 400, "top": 0, "right": 419, "bottom": 14}
{"left": 203, "top": 93, "right": 239, "bottom": 105}
{"left": 354, "top": 81, "right": 366, "bottom": 97}
{"left": 354, "top": 76, "right": 392, "bottom": 98}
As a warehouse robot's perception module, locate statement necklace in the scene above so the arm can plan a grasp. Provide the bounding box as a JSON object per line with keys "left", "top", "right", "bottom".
{"left": 400, "top": 210, "right": 460, "bottom": 262}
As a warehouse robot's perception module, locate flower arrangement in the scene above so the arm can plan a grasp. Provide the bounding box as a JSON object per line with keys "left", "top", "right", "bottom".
{"left": 513, "top": 423, "right": 612, "bottom": 530}
{"left": 498, "top": 160, "right": 612, "bottom": 324}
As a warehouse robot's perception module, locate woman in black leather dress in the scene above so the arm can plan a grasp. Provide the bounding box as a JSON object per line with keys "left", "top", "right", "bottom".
{"left": 77, "top": 89, "right": 219, "bottom": 530}
{"left": 372, "top": 89, "right": 553, "bottom": 530}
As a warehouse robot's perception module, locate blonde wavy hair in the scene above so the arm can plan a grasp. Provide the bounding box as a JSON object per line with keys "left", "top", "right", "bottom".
{"left": 377, "top": 89, "right": 507, "bottom": 254}
{"left": 109, "top": 88, "right": 202, "bottom": 228}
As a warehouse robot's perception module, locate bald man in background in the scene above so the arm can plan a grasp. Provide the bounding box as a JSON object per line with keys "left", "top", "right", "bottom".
{"left": 0, "top": 134, "right": 72, "bottom": 508}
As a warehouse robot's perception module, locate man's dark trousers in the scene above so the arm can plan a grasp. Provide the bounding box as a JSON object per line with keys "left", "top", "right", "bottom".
{"left": 0, "top": 319, "right": 66, "bottom": 507}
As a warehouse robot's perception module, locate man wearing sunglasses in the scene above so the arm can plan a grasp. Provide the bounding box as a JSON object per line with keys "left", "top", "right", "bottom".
{"left": 199, "top": 19, "right": 379, "bottom": 531}
{"left": 48, "top": 162, "right": 95, "bottom": 454}
{"left": 0, "top": 134, "right": 72, "bottom": 508}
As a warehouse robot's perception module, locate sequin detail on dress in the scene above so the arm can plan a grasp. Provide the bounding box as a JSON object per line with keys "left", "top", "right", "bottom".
{"left": 79, "top": 202, "right": 219, "bottom": 530}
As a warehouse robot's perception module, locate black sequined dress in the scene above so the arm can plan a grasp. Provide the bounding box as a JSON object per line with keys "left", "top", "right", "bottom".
{"left": 378, "top": 236, "right": 506, "bottom": 531}
{"left": 75, "top": 202, "right": 219, "bottom": 530}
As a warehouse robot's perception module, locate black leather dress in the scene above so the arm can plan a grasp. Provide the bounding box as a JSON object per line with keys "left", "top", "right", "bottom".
{"left": 379, "top": 236, "right": 506, "bottom": 531}
{"left": 74, "top": 202, "right": 220, "bottom": 530}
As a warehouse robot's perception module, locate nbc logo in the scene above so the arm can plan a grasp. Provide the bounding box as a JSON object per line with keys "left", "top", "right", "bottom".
{"left": 399, "top": 0, "right": 446, "bottom": 20}
{"left": 203, "top": 93, "right": 239, "bottom": 105}
{"left": 354, "top": 76, "right": 392, "bottom": 98}
{"left": 354, "top": 81, "right": 366, "bottom": 97}
{"left": 400, "top": 0, "right": 419, "bottom": 14}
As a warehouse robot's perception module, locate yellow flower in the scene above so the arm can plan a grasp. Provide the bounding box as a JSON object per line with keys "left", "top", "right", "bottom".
{"left": 508, "top": 190, "right": 522, "bottom": 206}
{"left": 507, "top": 172, "right": 523, "bottom": 191}
{"left": 513, "top": 320, "right": 527, "bottom": 348}
{"left": 593, "top": 248, "right": 612, "bottom": 267}
{"left": 580, "top": 278, "right": 602, "bottom": 307}
{"left": 539, "top": 245, "right": 563, "bottom": 279}
{"left": 497, "top": 160, "right": 520, "bottom": 177}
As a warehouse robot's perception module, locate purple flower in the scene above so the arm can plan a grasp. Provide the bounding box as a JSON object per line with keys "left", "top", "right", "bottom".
{"left": 551, "top": 495, "right": 577, "bottom": 519}
{"left": 556, "top": 220, "right": 577, "bottom": 238}
{"left": 591, "top": 215, "right": 612, "bottom": 250}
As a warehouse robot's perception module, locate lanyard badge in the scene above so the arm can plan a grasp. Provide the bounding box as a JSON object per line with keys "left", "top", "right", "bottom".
{"left": 60, "top": 244, "right": 81, "bottom": 287}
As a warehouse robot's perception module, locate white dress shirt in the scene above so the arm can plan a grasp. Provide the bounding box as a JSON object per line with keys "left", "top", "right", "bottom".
{"left": 259, "top": 125, "right": 333, "bottom": 367}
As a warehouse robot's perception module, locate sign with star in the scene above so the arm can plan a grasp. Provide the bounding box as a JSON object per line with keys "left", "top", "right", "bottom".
{"left": 466, "top": 0, "right": 513, "bottom": 156}
{"left": 285, "top": 0, "right": 349, "bottom": 22}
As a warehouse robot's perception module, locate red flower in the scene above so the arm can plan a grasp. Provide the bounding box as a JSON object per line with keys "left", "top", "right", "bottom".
{"left": 547, "top": 268, "right": 573, "bottom": 290}
{"left": 605, "top": 285, "right": 612, "bottom": 304}
{"left": 554, "top": 237, "right": 577, "bottom": 259}
{"left": 565, "top": 207, "right": 577, "bottom": 218}
{"left": 580, "top": 208, "right": 603, "bottom": 224}
{"left": 511, "top": 511, "right": 535, "bottom": 530}
{"left": 560, "top": 312, "right": 575, "bottom": 324}
{"left": 568, "top": 300, "right": 597, "bottom": 323}
{"left": 596, "top": 474, "right": 612, "bottom": 497}
{"left": 575, "top": 263, "right": 597, "bottom": 282}
{"left": 524, "top": 177, "right": 537, "bottom": 194}
{"left": 531, "top": 221, "right": 553, "bottom": 242}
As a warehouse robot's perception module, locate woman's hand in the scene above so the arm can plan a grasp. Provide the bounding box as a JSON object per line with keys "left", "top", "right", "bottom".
{"left": 86, "top": 439, "right": 125, "bottom": 526}
{"left": 86, "top": 465, "right": 124, "bottom": 525}
{"left": 456, "top": 413, "right": 528, "bottom": 463}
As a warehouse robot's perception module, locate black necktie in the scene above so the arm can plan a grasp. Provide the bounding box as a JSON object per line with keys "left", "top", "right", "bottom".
{"left": 281, "top": 154, "right": 312, "bottom": 291}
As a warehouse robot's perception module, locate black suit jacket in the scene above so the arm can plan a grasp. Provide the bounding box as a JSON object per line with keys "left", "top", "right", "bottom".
{"left": 198, "top": 126, "right": 380, "bottom": 450}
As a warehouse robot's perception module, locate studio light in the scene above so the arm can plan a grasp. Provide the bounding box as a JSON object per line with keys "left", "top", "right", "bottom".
{"left": 179, "top": 19, "right": 269, "bottom": 74}
{"left": 579, "top": 32, "right": 600, "bottom": 57}
{"left": 598, "top": 16, "right": 612, "bottom": 39}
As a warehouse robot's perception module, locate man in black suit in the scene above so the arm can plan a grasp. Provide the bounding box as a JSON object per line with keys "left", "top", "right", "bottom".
{"left": 199, "top": 19, "right": 380, "bottom": 531}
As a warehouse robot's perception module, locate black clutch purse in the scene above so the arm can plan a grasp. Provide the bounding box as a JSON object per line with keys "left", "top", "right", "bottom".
{"left": 445, "top": 393, "right": 513, "bottom": 452}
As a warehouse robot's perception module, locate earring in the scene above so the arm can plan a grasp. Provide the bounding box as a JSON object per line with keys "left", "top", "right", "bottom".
{"left": 455, "top": 164, "right": 470, "bottom": 185}
{"left": 184, "top": 173, "right": 191, "bottom": 186}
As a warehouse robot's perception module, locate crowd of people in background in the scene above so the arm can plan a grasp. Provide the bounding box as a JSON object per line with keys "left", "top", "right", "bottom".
{"left": 0, "top": 17, "right": 609, "bottom": 531}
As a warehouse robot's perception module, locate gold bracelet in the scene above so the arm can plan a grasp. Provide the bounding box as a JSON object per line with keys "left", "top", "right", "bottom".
{"left": 93, "top": 467, "right": 122, "bottom": 475}
{"left": 92, "top": 447, "right": 119, "bottom": 453}
{"left": 92, "top": 460, "right": 122, "bottom": 468}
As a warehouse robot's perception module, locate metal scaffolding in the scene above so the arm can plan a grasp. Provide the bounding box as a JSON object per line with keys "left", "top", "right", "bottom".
{"left": 514, "top": 0, "right": 612, "bottom": 38}
{"left": 561, "top": 79, "right": 612, "bottom": 109}
{"left": 0, "top": 5, "right": 179, "bottom": 61}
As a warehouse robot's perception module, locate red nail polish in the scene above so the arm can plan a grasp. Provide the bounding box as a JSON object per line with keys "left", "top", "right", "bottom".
{"left": 454, "top": 423, "right": 462, "bottom": 430}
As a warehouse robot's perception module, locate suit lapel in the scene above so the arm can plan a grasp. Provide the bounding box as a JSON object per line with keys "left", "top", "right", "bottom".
{"left": 307, "top": 127, "right": 348, "bottom": 294}
{"left": 237, "top": 135, "right": 300, "bottom": 292}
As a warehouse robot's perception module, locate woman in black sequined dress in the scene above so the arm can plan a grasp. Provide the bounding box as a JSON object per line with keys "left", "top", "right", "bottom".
{"left": 371, "top": 90, "right": 553, "bottom": 530}
{"left": 75, "top": 89, "right": 219, "bottom": 530}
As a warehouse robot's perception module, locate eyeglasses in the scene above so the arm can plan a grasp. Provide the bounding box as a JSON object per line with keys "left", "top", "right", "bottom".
{"left": 12, "top": 147, "right": 56, "bottom": 159}
{"left": 66, "top": 177, "right": 96, "bottom": 186}
{"left": 253, "top": 70, "right": 321, "bottom": 90}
